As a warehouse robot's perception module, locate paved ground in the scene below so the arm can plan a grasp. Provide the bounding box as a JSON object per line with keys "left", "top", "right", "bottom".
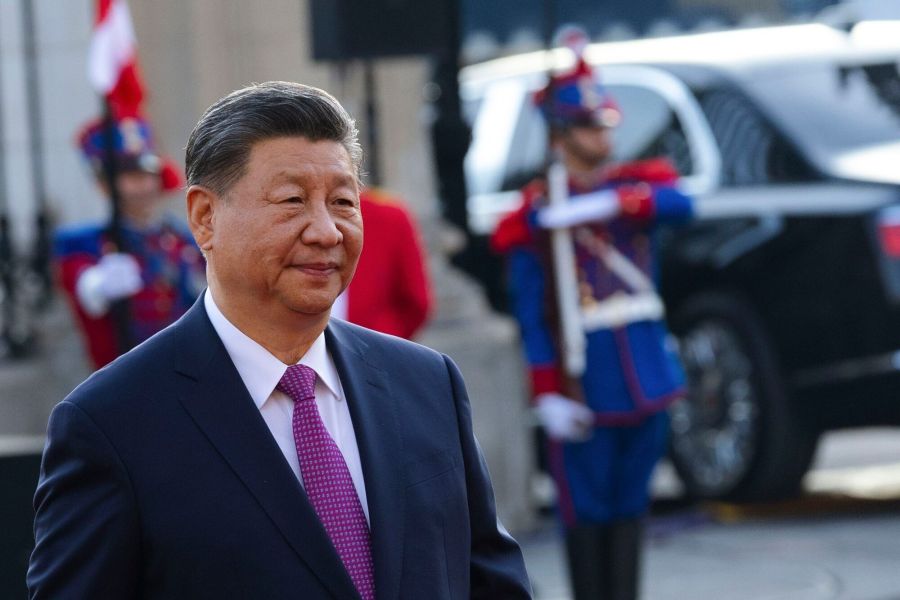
{"left": 515, "top": 412, "right": 900, "bottom": 599}
{"left": 519, "top": 446, "right": 900, "bottom": 600}
{"left": 521, "top": 503, "right": 900, "bottom": 600}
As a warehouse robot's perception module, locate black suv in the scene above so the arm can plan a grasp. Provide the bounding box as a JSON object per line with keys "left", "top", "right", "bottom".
{"left": 460, "top": 22, "right": 900, "bottom": 501}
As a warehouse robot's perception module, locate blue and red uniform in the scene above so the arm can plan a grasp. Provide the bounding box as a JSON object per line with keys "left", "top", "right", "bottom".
{"left": 493, "top": 158, "right": 693, "bottom": 525}
{"left": 55, "top": 221, "right": 205, "bottom": 369}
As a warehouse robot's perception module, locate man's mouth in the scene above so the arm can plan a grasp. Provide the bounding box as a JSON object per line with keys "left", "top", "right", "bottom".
{"left": 292, "top": 262, "right": 339, "bottom": 277}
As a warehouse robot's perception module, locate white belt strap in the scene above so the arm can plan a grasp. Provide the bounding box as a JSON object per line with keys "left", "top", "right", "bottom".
{"left": 575, "top": 227, "right": 656, "bottom": 294}
{"left": 581, "top": 292, "right": 665, "bottom": 331}
{"left": 574, "top": 227, "right": 665, "bottom": 330}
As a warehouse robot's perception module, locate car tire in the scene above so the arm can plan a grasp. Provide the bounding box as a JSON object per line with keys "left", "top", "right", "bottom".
{"left": 668, "top": 292, "right": 819, "bottom": 502}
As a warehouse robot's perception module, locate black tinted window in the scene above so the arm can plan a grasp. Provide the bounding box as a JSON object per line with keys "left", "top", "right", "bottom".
{"left": 608, "top": 85, "right": 694, "bottom": 176}
{"left": 700, "top": 89, "right": 816, "bottom": 185}
{"left": 748, "top": 63, "right": 900, "bottom": 161}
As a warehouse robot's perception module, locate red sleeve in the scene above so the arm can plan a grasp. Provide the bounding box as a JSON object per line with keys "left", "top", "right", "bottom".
{"left": 616, "top": 183, "right": 655, "bottom": 221}
{"left": 529, "top": 364, "right": 564, "bottom": 400}
{"left": 57, "top": 254, "right": 118, "bottom": 369}
{"left": 385, "top": 206, "right": 433, "bottom": 339}
{"left": 490, "top": 181, "right": 544, "bottom": 254}
{"left": 353, "top": 192, "right": 434, "bottom": 339}
{"left": 490, "top": 204, "right": 532, "bottom": 254}
{"left": 605, "top": 158, "right": 680, "bottom": 185}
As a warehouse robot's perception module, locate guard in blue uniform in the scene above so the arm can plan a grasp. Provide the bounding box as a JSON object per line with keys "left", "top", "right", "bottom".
{"left": 56, "top": 117, "right": 205, "bottom": 369}
{"left": 492, "top": 30, "right": 693, "bottom": 600}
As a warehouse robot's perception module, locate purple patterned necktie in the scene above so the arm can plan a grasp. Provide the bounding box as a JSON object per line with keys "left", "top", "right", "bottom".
{"left": 278, "top": 364, "right": 375, "bottom": 600}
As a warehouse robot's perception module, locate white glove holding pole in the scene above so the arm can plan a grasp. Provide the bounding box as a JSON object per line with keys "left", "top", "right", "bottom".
{"left": 534, "top": 392, "right": 595, "bottom": 442}
{"left": 536, "top": 188, "right": 621, "bottom": 229}
{"left": 75, "top": 253, "right": 144, "bottom": 317}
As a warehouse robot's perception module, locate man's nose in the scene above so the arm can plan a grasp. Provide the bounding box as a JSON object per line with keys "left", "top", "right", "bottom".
{"left": 300, "top": 203, "right": 342, "bottom": 247}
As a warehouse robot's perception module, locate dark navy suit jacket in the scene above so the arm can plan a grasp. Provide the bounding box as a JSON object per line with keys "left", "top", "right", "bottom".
{"left": 27, "top": 298, "right": 532, "bottom": 599}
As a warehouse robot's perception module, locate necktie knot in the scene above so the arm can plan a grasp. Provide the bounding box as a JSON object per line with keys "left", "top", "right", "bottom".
{"left": 277, "top": 364, "right": 317, "bottom": 403}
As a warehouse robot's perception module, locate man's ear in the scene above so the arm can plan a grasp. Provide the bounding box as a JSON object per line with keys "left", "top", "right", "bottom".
{"left": 186, "top": 185, "right": 219, "bottom": 253}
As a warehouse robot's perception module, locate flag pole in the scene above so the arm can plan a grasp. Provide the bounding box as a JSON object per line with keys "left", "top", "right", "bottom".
{"left": 21, "top": 0, "right": 53, "bottom": 307}
{"left": 88, "top": 0, "right": 143, "bottom": 355}
{"left": 100, "top": 101, "right": 126, "bottom": 252}
{"left": 98, "top": 99, "right": 133, "bottom": 355}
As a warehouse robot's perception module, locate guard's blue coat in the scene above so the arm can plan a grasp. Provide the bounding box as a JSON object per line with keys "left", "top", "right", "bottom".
{"left": 493, "top": 159, "right": 694, "bottom": 525}
{"left": 54, "top": 219, "right": 205, "bottom": 368}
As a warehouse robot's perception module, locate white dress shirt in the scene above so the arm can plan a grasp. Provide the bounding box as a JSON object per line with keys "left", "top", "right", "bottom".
{"left": 204, "top": 290, "right": 370, "bottom": 523}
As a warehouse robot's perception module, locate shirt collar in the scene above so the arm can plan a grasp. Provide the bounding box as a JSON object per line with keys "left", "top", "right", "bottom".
{"left": 203, "top": 290, "right": 343, "bottom": 408}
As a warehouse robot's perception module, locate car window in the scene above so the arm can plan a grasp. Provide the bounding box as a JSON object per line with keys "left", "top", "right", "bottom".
{"left": 606, "top": 84, "right": 694, "bottom": 177}
{"left": 464, "top": 79, "right": 534, "bottom": 195}
{"left": 501, "top": 102, "right": 548, "bottom": 191}
{"left": 747, "top": 62, "right": 900, "bottom": 163}
{"left": 699, "top": 89, "right": 816, "bottom": 186}
{"left": 861, "top": 63, "right": 900, "bottom": 121}
{"left": 461, "top": 96, "right": 483, "bottom": 126}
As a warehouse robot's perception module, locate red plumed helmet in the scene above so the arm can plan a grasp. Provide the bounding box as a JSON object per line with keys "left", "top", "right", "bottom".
{"left": 535, "top": 25, "right": 621, "bottom": 130}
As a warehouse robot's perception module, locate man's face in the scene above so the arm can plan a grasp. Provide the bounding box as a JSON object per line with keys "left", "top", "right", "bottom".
{"left": 559, "top": 124, "right": 612, "bottom": 169}
{"left": 107, "top": 170, "right": 164, "bottom": 223}
{"left": 205, "top": 136, "right": 362, "bottom": 320}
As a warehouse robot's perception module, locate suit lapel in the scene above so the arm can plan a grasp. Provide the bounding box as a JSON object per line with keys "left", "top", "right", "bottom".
{"left": 327, "top": 320, "right": 406, "bottom": 600}
{"left": 172, "top": 299, "right": 360, "bottom": 600}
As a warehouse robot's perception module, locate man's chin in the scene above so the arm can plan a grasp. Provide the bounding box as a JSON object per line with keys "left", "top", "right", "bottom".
{"left": 281, "top": 295, "right": 339, "bottom": 318}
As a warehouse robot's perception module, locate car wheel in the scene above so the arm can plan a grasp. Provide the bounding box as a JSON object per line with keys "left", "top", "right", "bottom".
{"left": 668, "top": 292, "right": 819, "bottom": 502}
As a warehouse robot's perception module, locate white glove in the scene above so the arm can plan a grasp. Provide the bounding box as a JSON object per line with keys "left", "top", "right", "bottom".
{"left": 534, "top": 393, "right": 594, "bottom": 442}
{"left": 536, "top": 189, "right": 620, "bottom": 229}
{"left": 75, "top": 253, "right": 144, "bottom": 317}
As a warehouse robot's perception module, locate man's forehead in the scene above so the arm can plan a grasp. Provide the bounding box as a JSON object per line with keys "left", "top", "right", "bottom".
{"left": 269, "top": 168, "right": 357, "bottom": 188}
{"left": 249, "top": 137, "right": 355, "bottom": 177}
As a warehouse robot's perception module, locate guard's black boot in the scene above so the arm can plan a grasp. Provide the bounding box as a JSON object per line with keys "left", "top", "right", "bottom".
{"left": 564, "top": 524, "right": 609, "bottom": 600}
{"left": 606, "top": 518, "right": 643, "bottom": 600}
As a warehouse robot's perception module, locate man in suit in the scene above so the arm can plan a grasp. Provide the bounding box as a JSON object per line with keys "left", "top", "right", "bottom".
{"left": 28, "top": 81, "right": 532, "bottom": 600}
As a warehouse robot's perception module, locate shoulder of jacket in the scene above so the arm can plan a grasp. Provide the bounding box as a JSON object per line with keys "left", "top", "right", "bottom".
{"left": 605, "top": 158, "right": 680, "bottom": 184}
{"left": 54, "top": 223, "right": 104, "bottom": 255}
{"left": 332, "top": 318, "right": 442, "bottom": 363}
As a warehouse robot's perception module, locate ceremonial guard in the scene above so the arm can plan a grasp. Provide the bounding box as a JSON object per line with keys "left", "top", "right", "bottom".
{"left": 491, "top": 30, "right": 693, "bottom": 600}
{"left": 55, "top": 117, "right": 205, "bottom": 369}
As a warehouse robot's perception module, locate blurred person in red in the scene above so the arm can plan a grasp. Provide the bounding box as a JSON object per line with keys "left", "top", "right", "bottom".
{"left": 332, "top": 188, "right": 433, "bottom": 339}
{"left": 55, "top": 117, "right": 205, "bottom": 369}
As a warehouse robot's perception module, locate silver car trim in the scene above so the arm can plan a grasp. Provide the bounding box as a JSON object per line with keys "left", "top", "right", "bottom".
{"left": 792, "top": 350, "right": 900, "bottom": 389}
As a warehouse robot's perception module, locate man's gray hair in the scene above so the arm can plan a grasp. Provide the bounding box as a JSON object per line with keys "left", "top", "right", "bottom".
{"left": 185, "top": 81, "right": 362, "bottom": 193}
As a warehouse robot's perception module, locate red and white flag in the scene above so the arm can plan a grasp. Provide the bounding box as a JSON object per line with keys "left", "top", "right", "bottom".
{"left": 87, "top": 0, "right": 144, "bottom": 117}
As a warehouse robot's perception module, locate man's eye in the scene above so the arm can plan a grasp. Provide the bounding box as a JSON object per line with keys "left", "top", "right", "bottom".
{"left": 285, "top": 196, "right": 303, "bottom": 203}
{"left": 334, "top": 198, "right": 356, "bottom": 207}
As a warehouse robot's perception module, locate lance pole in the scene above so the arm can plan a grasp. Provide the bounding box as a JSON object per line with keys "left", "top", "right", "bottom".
{"left": 546, "top": 158, "right": 586, "bottom": 377}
